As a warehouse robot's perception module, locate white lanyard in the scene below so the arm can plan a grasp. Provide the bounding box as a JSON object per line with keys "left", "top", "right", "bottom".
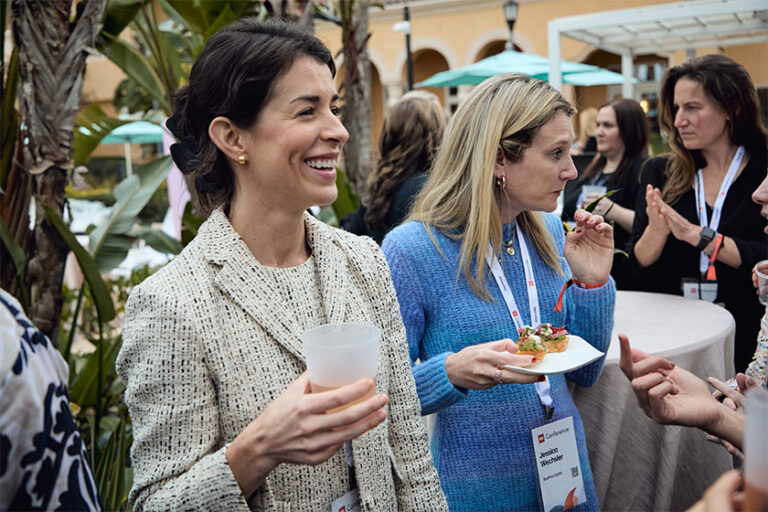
{"left": 694, "top": 146, "right": 744, "bottom": 274}
{"left": 485, "top": 223, "right": 553, "bottom": 410}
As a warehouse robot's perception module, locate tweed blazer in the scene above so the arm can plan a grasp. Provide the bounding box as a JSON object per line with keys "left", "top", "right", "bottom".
{"left": 116, "top": 209, "right": 447, "bottom": 512}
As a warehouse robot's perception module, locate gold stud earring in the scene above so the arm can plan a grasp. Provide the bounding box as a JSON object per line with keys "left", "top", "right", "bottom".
{"left": 238, "top": 155, "right": 247, "bottom": 165}
{"left": 495, "top": 175, "right": 506, "bottom": 189}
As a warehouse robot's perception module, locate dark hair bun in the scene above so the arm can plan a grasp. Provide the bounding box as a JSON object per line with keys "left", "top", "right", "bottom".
{"left": 166, "top": 86, "right": 197, "bottom": 175}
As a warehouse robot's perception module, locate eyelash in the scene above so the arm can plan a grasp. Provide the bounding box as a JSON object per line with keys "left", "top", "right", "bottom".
{"left": 553, "top": 149, "right": 563, "bottom": 160}
{"left": 299, "top": 106, "right": 342, "bottom": 116}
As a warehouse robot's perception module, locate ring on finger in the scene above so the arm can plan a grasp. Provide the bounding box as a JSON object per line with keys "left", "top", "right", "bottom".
{"left": 493, "top": 368, "right": 503, "bottom": 385}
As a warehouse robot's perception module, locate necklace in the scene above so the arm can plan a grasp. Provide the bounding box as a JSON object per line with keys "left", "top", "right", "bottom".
{"left": 501, "top": 223, "right": 519, "bottom": 263}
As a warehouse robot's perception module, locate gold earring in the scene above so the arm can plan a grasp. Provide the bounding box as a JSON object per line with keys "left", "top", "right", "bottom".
{"left": 238, "top": 155, "right": 247, "bottom": 165}
{"left": 495, "top": 175, "right": 506, "bottom": 189}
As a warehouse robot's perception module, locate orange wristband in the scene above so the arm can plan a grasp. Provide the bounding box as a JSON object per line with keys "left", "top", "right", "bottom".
{"left": 555, "top": 278, "right": 606, "bottom": 312}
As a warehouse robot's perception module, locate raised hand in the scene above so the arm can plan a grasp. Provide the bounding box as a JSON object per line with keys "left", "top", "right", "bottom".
{"left": 656, "top": 194, "right": 701, "bottom": 246}
{"left": 686, "top": 470, "right": 742, "bottom": 512}
{"left": 226, "top": 373, "right": 388, "bottom": 497}
{"left": 564, "top": 209, "right": 613, "bottom": 284}
{"left": 645, "top": 185, "right": 671, "bottom": 237}
{"left": 444, "top": 338, "right": 541, "bottom": 389}
{"left": 618, "top": 334, "right": 717, "bottom": 427}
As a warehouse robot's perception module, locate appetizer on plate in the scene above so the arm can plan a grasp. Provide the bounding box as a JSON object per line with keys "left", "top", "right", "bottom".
{"left": 537, "top": 323, "right": 570, "bottom": 353}
{"left": 516, "top": 326, "right": 547, "bottom": 360}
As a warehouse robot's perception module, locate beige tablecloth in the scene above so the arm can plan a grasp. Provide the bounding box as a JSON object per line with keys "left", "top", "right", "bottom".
{"left": 572, "top": 291, "right": 736, "bottom": 511}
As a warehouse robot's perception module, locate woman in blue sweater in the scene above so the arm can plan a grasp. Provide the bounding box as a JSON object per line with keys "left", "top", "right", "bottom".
{"left": 382, "top": 74, "right": 616, "bottom": 511}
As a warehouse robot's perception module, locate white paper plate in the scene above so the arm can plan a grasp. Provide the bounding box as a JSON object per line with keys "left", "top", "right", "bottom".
{"left": 502, "top": 335, "right": 604, "bottom": 375}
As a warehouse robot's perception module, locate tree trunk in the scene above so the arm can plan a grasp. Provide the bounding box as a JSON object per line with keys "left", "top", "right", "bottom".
{"left": 340, "top": 0, "right": 372, "bottom": 200}
{"left": 11, "top": 0, "right": 105, "bottom": 343}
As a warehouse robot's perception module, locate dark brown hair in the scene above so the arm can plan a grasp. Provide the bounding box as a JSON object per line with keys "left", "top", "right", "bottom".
{"left": 364, "top": 96, "right": 445, "bottom": 229}
{"left": 167, "top": 19, "right": 336, "bottom": 214}
{"left": 658, "top": 54, "right": 767, "bottom": 204}
{"left": 581, "top": 98, "right": 648, "bottom": 184}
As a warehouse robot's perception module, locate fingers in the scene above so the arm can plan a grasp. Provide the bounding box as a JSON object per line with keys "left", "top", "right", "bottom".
{"left": 629, "top": 353, "right": 675, "bottom": 378}
{"left": 503, "top": 354, "right": 538, "bottom": 367}
{"left": 305, "top": 378, "right": 378, "bottom": 415}
{"left": 707, "top": 377, "right": 745, "bottom": 410}
{"left": 498, "top": 367, "right": 542, "bottom": 385}
{"left": 700, "top": 469, "right": 741, "bottom": 512}
{"left": 735, "top": 372, "right": 756, "bottom": 393}
{"left": 630, "top": 371, "right": 673, "bottom": 412}
{"left": 618, "top": 334, "right": 633, "bottom": 380}
{"left": 322, "top": 395, "right": 389, "bottom": 433}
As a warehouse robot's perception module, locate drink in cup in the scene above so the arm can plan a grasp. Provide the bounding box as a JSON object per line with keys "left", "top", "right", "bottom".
{"left": 744, "top": 388, "right": 768, "bottom": 512}
{"left": 754, "top": 260, "right": 768, "bottom": 306}
{"left": 301, "top": 322, "right": 381, "bottom": 413}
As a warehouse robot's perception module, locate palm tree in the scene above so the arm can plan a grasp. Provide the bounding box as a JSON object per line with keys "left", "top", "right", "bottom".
{"left": 336, "top": 0, "right": 372, "bottom": 199}
{"left": 10, "top": 0, "right": 106, "bottom": 343}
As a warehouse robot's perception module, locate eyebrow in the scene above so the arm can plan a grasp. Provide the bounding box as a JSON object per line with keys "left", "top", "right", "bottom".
{"left": 289, "top": 94, "right": 340, "bottom": 104}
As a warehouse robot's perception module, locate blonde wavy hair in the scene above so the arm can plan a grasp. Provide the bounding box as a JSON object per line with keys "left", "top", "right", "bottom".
{"left": 408, "top": 73, "right": 574, "bottom": 299}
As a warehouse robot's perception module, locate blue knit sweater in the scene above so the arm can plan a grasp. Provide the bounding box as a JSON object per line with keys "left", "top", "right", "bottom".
{"left": 382, "top": 214, "right": 615, "bottom": 512}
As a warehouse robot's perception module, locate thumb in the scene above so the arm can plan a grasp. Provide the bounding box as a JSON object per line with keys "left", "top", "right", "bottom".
{"left": 289, "top": 371, "right": 312, "bottom": 395}
{"left": 491, "top": 338, "right": 518, "bottom": 353}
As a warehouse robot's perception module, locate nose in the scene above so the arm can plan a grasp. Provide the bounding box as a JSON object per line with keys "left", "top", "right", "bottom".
{"left": 562, "top": 156, "right": 578, "bottom": 181}
{"left": 673, "top": 108, "right": 686, "bottom": 128}
{"left": 324, "top": 112, "right": 349, "bottom": 146}
{"left": 752, "top": 172, "right": 768, "bottom": 205}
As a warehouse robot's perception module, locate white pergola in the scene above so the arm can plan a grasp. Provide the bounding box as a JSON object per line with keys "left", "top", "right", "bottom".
{"left": 548, "top": 0, "right": 768, "bottom": 97}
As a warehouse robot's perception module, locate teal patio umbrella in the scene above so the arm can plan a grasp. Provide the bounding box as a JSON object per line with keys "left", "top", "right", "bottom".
{"left": 102, "top": 121, "right": 165, "bottom": 176}
{"left": 415, "top": 50, "right": 626, "bottom": 88}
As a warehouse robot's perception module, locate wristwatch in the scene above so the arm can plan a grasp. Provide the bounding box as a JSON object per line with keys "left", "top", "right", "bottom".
{"left": 696, "top": 226, "right": 717, "bottom": 251}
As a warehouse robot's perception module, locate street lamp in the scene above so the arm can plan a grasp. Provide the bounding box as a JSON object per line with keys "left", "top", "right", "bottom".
{"left": 503, "top": 0, "right": 519, "bottom": 51}
{"left": 392, "top": 5, "right": 413, "bottom": 91}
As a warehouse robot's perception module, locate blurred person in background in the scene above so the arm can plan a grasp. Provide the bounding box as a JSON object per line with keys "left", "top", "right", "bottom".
{"left": 574, "top": 106, "right": 598, "bottom": 154}
{"left": 341, "top": 91, "right": 445, "bottom": 243}
{"left": 629, "top": 54, "right": 768, "bottom": 373}
{"left": 562, "top": 99, "right": 649, "bottom": 289}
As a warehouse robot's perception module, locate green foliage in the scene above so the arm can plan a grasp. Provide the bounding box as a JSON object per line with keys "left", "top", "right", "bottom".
{"left": 89, "top": 156, "right": 173, "bottom": 273}
{"left": 43, "top": 205, "right": 116, "bottom": 324}
{"left": 0, "top": 216, "right": 28, "bottom": 310}
{"left": 180, "top": 201, "right": 203, "bottom": 247}
{"left": 73, "top": 104, "right": 133, "bottom": 167}
{"left": 331, "top": 168, "right": 360, "bottom": 220}
{"left": 66, "top": 184, "right": 117, "bottom": 206}
{"left": 60, "top": 264, "right": 160, "bottom": 512}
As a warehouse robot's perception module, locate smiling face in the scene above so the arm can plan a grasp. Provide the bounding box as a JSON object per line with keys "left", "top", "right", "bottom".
{"left": 238, "top": 56, "right": 348, "bottom": 213}
{"left": 673, "top": 78, "right": 731, "bottom": 151}
{"left": 751, "top": 170, "right": 768, "bottom": 235}
{"left": 595, "top": 106, "right": 625, "bottom": 160}
{"left": 497, "top": 111, "right": 577, "bottom": 219}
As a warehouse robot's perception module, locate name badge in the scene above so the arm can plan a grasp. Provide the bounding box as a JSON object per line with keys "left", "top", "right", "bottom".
{"left": 681, "top": 279, "right": 717, "bottom": 302}
{"left": 330, "top": 488, "right": 361, "bottom": 512}
{"left": 531, "top": 416, "right": 586, "bottom": 512}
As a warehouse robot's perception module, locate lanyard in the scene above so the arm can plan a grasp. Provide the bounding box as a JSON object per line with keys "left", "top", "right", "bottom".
{"left": 694, "top": 146, "right": 744, "bottom": 274}
{"left": 485, "top": 223, "right": 553, "bottom": 411}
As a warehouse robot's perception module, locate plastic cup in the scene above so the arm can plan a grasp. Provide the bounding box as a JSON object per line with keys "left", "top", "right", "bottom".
{"left": 301, "top": 322, "right": 381, "bottom": 397}
{"left": 744, "top": 388, "right": 768, "bottom": 512}
{"left": 754, "top": 260, "right": 768, "bottom": 306}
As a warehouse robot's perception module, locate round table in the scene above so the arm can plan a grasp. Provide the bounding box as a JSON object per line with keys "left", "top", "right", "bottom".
{"left": 571, "top": 291, "right": 736, "bottom": 511}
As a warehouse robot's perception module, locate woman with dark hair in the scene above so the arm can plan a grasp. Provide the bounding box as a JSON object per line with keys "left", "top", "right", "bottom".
{"left": 363, "top": 93, "right": 445, "bottom": 243}
{"left": 630, "top": 54, "right": 768, "bottom": 372}
{"left": 562, "top": 98, "right": 649, "bottom": 288}
{"left": 116, "top": 19, "right": 447, "bottom": 511}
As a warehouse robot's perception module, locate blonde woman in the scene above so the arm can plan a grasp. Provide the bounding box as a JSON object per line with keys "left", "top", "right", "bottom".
{"left": 382, "top": 74, "right": 615, "bottom": 511}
